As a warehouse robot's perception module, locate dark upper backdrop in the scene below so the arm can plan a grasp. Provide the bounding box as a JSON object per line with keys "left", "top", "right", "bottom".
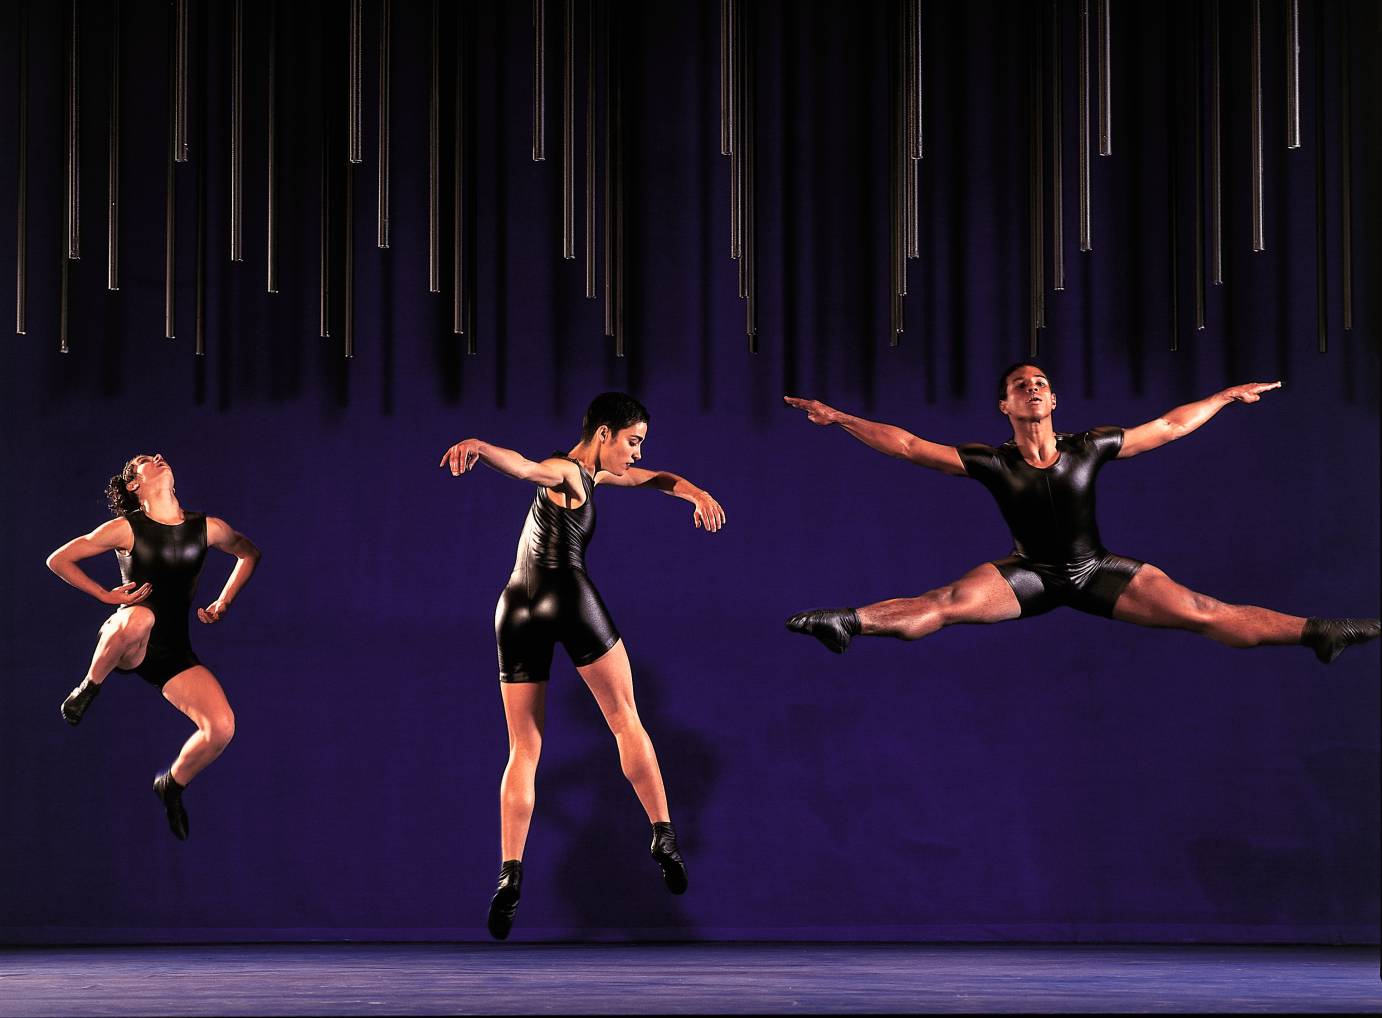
{"left": 1, "top": 0, "right": 1377, "bottom": 943}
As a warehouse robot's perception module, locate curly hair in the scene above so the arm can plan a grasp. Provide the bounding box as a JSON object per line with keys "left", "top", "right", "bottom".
{"left": 105, "top": 457, "right": 143, "bottom": 517}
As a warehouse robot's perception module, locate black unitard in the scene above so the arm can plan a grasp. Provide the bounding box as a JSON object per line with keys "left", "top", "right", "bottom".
{"left": 112, "top": 510, "right": 209, "bottom": 688}
{"left": 957, "top": 427, "right": 1143, "bottom": 617}
{"left": 495, "top": 457, "right": 620, "bottom": 682}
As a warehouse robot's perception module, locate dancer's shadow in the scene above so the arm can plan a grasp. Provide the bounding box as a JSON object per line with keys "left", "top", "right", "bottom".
{"left": 538, "top": 659, "right": 719, "bottom": 937}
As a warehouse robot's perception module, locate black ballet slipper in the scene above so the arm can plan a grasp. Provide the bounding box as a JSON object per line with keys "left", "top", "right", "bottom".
{"left": 60, "top": 678, "right": 103, "bottom": 726}
{"left": 486, "top": 860, "right": 523, "bottom": 941}
{"left": 1302, "top": 617, "right": 1382, "bottom": 665}
{"left": 785, "top": 608, "right": 861, "bottom": 654}
{"left": 650, "top": 821, "right": 688, "bottom": 895}
{"left": 152, "top": 771, "right": 189, "bottom": 842}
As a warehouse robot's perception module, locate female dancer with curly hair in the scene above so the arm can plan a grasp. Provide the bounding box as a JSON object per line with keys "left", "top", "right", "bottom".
{"left": 46, "top": 453, "right": 261, "bottom": 841}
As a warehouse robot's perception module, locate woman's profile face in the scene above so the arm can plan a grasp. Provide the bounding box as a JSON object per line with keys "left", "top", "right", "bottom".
{"left": 597, "top": 422, "right": 646, "bottom": 475}
{"left": 126, "top": 453, "right": 173, "bottom": 494}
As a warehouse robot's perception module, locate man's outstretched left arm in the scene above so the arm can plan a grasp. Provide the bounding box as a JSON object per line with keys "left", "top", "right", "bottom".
{"left": 1118, "top": 381, "right": 1282, "bottom": 458}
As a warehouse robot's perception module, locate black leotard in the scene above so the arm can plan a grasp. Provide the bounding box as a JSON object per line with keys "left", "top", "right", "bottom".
{"left": 112, "top": 510, "right": 208, "bottom": 688}
{"left": 494, "top": 456, "right": 620, "bottom": 682}
{"left": 957, "top": 427, "right": 1143, "bottom": 617}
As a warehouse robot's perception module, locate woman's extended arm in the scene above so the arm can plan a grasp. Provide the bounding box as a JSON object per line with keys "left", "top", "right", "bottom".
{"left": 198, "top": 518, "right": 261, "bottom": 624}
{"left": 597, "top": 467, "right": 726, "bottom": 532}
{"left": 45, "top": 518, "right": 151, "bottom": 605}
{"left": 1118, "top": 381, "right": 1281, "bottom": 459}
{"left": 783, "top": 396, "right": 966, "bottom": 475}
{"left": 439, "top": 438, "right": 580, "bottom": 492}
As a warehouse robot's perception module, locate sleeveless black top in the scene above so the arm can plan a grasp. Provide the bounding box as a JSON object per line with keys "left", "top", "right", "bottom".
{"left": 511, "top": 455, "right": 597, "bottom": 574}
{"left": 956, "top": 427, "right": 1123, "bottom": 569}
{"left": 117, "top": 510, "right": 208, "bottom": 647}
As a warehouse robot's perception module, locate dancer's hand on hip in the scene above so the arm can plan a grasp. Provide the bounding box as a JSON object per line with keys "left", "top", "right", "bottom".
{"left": 102, "top": 581, "right": 152, "bottom": 606}
{"left": 197, "top": 600, "right": 229, "bottom": 624}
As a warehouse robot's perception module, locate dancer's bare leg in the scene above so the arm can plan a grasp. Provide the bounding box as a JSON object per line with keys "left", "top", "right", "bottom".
{"left": 857, "top": 562, "right": 1023, "bottom": 638}
{"left": 148, "top": 666, "right": 234, "bottom": 841}
{"left": 497, "top": 681, "right": 547, "bottom": 861}
{"left": 577, "top": 640, "right": 669, "bottom": 823}
{"left": 85, "top": 606, "right": 156, "bottom": 684}
{"left": 788, "top": 562, "right": 1022, "bottom": 652}
{"left": 1111, "top": 564, "right": 1307, "bottom": 646}
{"left": 578, "top": 639, "right": 687, "bottom": 894}
{"left": 161, "top": 666, "right": 236, "bottom": 785}
{"left": 61, "top": 606, "right": 157, "bottom": 725}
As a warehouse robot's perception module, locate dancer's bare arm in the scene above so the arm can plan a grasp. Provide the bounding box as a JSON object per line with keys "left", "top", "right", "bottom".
{"left": 1118, "top": 381, "right": 1282, "bottom": 459}
{"left": 783, "top": 396, "right": 966, "bottom": 476}
{"left": 45, "top": 518, "right": 151, "bottom": 605}
{"left": 597, "top": 467, "right": 726, "bottom": 533}
{"left": 439, "top": 438, "right": 583, "bottom": 497}
{"left": 199, "top": 519, "right": 261, "bottom": 624}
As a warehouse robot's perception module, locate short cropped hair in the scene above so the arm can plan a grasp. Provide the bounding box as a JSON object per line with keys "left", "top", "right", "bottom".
{"left": 996, "top": 361, "right": 1054, "bottom": 401}
{"left": 581, "top": 392, "right": 650, "bottom": 442}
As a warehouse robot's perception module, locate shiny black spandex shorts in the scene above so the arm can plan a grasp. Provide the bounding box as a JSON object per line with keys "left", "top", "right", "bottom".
{"left": 993, "top": 552, "right": 1144, "bottom": 618}
{"left": 495, "top": 569, "right": 620, "bottom": 683}
{"left": 113, "top": 637, "right": 201, "bottom": 689}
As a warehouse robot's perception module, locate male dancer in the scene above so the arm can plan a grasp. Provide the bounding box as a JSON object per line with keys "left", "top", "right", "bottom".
{"left": 784, "top": 363, "right": 1379, "bottom": 661}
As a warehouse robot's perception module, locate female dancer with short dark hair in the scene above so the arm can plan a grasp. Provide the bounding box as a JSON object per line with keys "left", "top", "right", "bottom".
{"left": 46, "top": 454, "right": 261, "bottom": 841}
{"left": 440, "top": 392, "right": 725, "bottom": 940}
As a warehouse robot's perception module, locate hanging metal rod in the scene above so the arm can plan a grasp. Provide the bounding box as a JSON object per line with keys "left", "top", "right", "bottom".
{"left": 266, "top": 3, "right": 278, "bottom": 291}
{"left": 1250, "top": 0, "right": 1263, "bottom": 252}
{"left": 16, "top": 0, "right": 27, "bottom": 334}
{"left": 1051, "top": 0, "right": 1063, "bottom": 292}
{"left": 1286, "top": 0, "right": 1300, "bottom": 150}
{"left": 429, "top": 0, "right": 440, "bottom": 293}
{"left": 377, "top": 0, "right": 390, "bottom": 249}
{"left": 66, "top": 0, "right": 80, "bottom": 261}
{"left": 1096, "top": 0, "right": 1110, "bottom": 156}
{"left": 108, "top": 0, "right": 120, "bottom": 291}
{"left": 349, "top": 0, "right": 362, "bottom": 164}
{"left": 533, "top": 0, "right": 546, "bottom": 161}
{"left": 1078, "top": 0, "right": 1091, "bottom": 251}
{"left": 230, "top": 0, "right": 243, "bottom": 261}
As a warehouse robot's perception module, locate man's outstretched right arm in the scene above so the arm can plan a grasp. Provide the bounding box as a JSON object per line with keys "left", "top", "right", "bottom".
{"left": 783, "top": 396, "right": 966, "bottom": 475}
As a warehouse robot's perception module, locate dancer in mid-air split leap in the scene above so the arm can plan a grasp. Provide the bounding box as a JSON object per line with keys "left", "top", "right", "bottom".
{"left": 784, "top": 362, "right": 1379, "bottom": 662}
{"left": 440, "top": 392, "right": 726, "bottom": 941}
{"left": 46, "top": 454, "right": 261, "bottom": 841}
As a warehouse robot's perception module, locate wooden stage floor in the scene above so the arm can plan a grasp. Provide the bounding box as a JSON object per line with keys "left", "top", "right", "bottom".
{"left": 1, "top": 943, "right": 1378, "bottom": 1015}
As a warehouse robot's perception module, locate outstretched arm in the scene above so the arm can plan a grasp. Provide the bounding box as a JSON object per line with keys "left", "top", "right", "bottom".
{"left": 198, "top": 518, "right": 261, "bottom": 624}
{"left": 439, "top": 438, "right": 582, "bottom": 495}
{"left": 783, "top": 396, "right": 966, "bottom": 476}
{"left": 597, "top": 467, "right": 725, "bottom": 533}
{"left": 45, "top": 518, "right": 152, "bottom": 606}
{"left": 1118, "top": 381, "right": 1281, "bottom": 459}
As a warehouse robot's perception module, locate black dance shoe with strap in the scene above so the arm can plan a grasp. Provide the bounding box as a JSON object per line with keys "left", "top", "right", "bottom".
{"left": 486, "top": 860, "right": 523, "bottom": 941}
{"left": 650, "top": 821, "right": 688, "bottom": 895}
{"left": 785, "top": 608, "right": 861, "bottom": 654}
{"left": 61, "top": 678, "right": 103, "bottom": 726}
{"left": 1303, "top": 617, "right": 1381, "bottom": 664}
{"left": 152, "top": 771, "right": 189, "bottom": 841}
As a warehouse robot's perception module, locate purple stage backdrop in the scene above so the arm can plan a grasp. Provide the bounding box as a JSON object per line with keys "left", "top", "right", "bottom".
{"left": 1, "top": 1, "right": 1378, "bottom": 943}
